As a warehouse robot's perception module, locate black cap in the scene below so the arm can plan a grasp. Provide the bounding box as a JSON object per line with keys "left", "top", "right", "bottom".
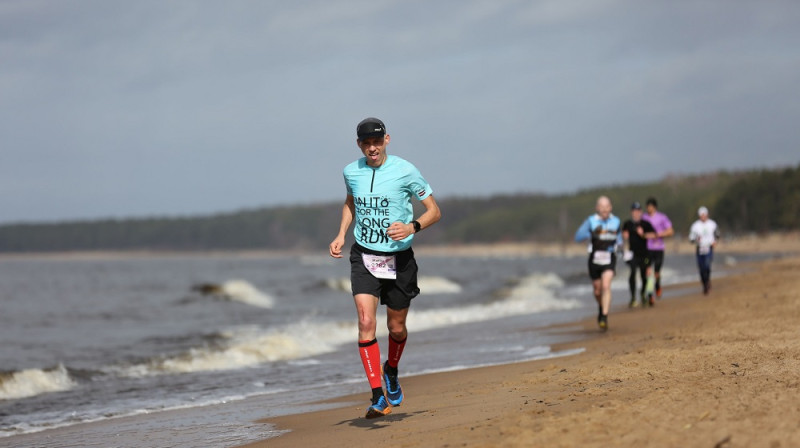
{"left": 357, "top": 117, "right": 386, "bottom": 140}
{"left": 631, "top": 201, "right": 642, "bottom": 210}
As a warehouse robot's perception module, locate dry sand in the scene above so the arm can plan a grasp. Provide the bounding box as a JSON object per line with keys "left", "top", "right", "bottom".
{"left": 239, "top": 253, "right": 800, "bottom": 448}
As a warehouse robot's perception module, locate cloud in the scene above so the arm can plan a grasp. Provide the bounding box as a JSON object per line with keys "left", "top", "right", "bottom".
{"left": 1, "top": 0, "right": 799, "bottom": 222}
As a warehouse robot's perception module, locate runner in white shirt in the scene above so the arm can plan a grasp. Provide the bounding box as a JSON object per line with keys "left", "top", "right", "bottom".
{"left": 688, "top": 206, "right": 720, "bottom": 295}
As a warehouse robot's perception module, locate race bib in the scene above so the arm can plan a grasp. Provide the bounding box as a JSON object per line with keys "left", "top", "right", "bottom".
{"left": 698, "top": 245, "right": 711, "bottom": 255}
{"left": 592, "top": 251, "right": 612, "bottom": 265}
{"left": 362, "top": 254, "right": 397, "bottom": 279}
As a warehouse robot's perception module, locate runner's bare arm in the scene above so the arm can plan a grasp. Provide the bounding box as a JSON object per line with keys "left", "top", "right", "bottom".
{"left": 329, "top": 195, "right": 355, "bottom": 258}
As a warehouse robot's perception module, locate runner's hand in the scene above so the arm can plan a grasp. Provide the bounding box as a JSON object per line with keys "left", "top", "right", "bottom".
{"left": 387, "top": 222, "right": 414, "bottom": 241}
{"left": 329, "top": 237, "right": 345, "bottom": 258}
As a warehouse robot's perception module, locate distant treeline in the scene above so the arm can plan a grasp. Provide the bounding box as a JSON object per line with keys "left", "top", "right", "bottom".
{"left": 1, "top": 165, "right": 798, "bottom": 253}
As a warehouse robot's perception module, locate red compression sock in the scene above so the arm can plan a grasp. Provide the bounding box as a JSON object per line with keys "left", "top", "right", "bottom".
{"left": 358, "top": 339, "right": 382, "bottom": 389}
{"left": 387, "top": 335, "right": 407, "bottom": 369}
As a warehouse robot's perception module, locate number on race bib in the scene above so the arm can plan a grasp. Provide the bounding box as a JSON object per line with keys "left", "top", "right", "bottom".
{"left": 362, "top": 254, "right": 397, "bottom": 279}
{"left": 592, "top": 251, "right": 612, "bottom": 265}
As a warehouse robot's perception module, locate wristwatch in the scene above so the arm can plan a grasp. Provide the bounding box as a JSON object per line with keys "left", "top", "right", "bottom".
{"left": 411, "top": 220, "right": 421, "bottom": 233}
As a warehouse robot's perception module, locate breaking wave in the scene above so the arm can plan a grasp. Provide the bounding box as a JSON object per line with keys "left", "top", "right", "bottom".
{"left": 408, "top": 272, "right": 579, "bottom": 330}
{"left": 0, "top": 364, "right": 75, "bottom": 401}
{"left": 106, "top": 321, "right": 357, "bottom": 377}
{"left": 568, "top": 265, "right": 687, "bottom": 297}
{"left": 192, "top": 279, "right": 275, "bottom": 308}
{"left": 110, "top": 272, "right": 575, "bottom": 376}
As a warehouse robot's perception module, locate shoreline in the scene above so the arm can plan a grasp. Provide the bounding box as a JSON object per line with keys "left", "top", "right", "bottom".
{"left": 237, "top": 254, "right": 800, "bottom": 448}
{"left": 0, "top": 231, "right": 798, "bottom": 261}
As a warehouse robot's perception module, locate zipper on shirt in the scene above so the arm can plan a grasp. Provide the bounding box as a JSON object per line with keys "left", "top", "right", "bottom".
{"left": 370, "top": 168, "right": 376, "bottom": 193}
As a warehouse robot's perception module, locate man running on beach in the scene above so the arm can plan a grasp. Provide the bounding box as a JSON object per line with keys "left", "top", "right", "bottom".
{"left": 689, "top": 206, "right": 719, "bottom": 295}
{"left": 329, "top": 117, "right": 441, "bottom": 419}
{"left": 622, "top": 201, "right": 656, "bottom": 308}
{"left": 641, "top": 197, "right": 673, "bottom": 301}
{"left": 575, "top": 196, "right": 623, "bottom": 330}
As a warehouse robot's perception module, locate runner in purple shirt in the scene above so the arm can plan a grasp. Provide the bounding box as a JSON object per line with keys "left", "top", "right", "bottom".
{"left": 641, "top": 197, "right": 674, "bottom": 299}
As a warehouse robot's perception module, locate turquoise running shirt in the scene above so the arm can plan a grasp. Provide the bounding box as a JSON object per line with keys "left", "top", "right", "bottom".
{"left": 343, "top": 155, "right": 432, "bottom": 252}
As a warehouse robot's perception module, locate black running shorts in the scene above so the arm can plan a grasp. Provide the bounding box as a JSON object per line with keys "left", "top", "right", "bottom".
{"left": 588, "top": 253, "right": 617, "bottom": 280}
{"left": 648, "top": 250, "right": 665, "bottom": 273}
{"left": 349, "top": 243, "right": 420, "bottom": 310}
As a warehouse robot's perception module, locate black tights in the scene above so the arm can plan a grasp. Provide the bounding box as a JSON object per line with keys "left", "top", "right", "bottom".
{"left": 627, "top": 257, "right": 648, "bottom": 299}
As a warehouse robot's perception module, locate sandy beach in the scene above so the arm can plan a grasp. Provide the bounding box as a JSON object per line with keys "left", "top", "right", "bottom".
{"left": 239, "top": 252, "right": 800, "bottom": 447}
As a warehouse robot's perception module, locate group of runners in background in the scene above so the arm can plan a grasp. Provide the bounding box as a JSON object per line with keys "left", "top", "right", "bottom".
{"left": 575, "top": 195, "right": 720, "bottom": 331}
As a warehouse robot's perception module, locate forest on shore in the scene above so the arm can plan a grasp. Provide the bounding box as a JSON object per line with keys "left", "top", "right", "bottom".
{"left": 1, "top": 164, "right": 797, "bottom": 253}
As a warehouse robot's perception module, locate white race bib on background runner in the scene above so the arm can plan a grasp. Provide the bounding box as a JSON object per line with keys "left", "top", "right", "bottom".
{"left": 592, "top": 251, "right": 612, "bottom": 265}
{"left": 362, "top": 254, "right": 397, "bottom": 279}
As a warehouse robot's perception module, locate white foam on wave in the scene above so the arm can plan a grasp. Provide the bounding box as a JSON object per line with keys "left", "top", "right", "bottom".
{"left": 324, "top": 277, "right": 351, "bottom": 292}
{"left": 408, "top": 272, "right": 579, "bottom": 331}
{"left": 419, "top": 276, "right": 462, "bottom": 293}
{"left": 326, "top": 276, "right": 462, "bottom": 294}
{"left": 112, "top": 272, "right": 572, "bottom": 376}
{"left": 569, "top": 265, "right": 688, "bottom": 297}
{"left": 211, "top": 280, "right": 275, "bottom": 308}
{"left": 0, "top": 364, "right": 75, "bottom": 400}
{"left": 110, "top": 320, "right": 357, "bottom": 376}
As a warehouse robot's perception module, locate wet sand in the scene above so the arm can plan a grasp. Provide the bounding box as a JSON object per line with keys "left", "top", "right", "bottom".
{"left": 239, "top": 253, "right": 800, "bottom": 448}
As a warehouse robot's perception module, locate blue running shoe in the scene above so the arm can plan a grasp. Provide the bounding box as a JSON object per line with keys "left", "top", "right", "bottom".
{"left": 365, "top": 395, "right": 391, "bottom": 419}
{"left": 383, "top": 361, "right": 404, "bottom": 406}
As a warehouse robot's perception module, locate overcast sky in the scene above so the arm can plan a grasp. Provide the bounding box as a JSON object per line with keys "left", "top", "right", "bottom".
{"left": 1, "top": 0, "right": 798, "bottom": 223}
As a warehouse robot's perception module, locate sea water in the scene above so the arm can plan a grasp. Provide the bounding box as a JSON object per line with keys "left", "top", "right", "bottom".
{"left": 0, "top": 249, "right": 754, "bottom": 447}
